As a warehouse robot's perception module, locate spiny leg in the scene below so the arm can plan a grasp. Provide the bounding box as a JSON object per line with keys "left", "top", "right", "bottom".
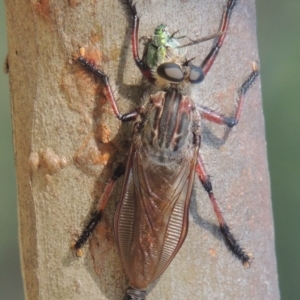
{"left": 201, "top": 0, "right": 237, "bottom": 75}
{"left": 74, "top": 52, "right": 141, "bottom": 253}
{"left": 76, "top": 53, "right": 140, "bottom": 122}
{"left": 123, "top": 0, "right": 155, "bottom": 83}
{"left": 199, "top": 62, "right": 259, "bottom": 127}
{"left": 195, "top": 155, "right": 252, "bottom": 268}
{"left": 73, "top": 164, "right": 125, "bottom": 254}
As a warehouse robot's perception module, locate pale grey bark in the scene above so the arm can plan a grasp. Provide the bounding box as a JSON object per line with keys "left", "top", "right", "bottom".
{"left": 6, "top": 0, "right": 279, "bottom": 299}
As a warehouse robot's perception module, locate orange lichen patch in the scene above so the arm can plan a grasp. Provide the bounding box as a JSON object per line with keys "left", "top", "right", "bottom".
{"left": 90, "top": 216, "right": 115, "bottom": 276}
{"left": 62, "top": 74, "right": 105, "bottom": 124}
{"left": 66, "top": 47, "right": 115, "bottom": 135}
{"left": 76, "top": 46, "right": 103, "bottom": 67}
{"left": 209, "top": 248, "right": 217, "bottom": 257}
{"left": 29, "top": 148, "right": 68, "bottom": 175}
{"left": 64, "top": 46, "right": 109, "bottom": 118}
{"left": 32, "top": 0, "right": 52, "bottom": 20}
{"left": 73, "top": 132, "right": 117, "bottom": 177}
{"left": 94, "top": 217, "right": 113, "bottom": 243}
{"left": 74, "top": 139, "right": 116, "bottom": 167}
{"left": 61, "top": 70, "right": 96, "bottom": 116}
{"left": 98, "top": 143, "right": 117, "bottom": 164}
{"left": 95, "top": 123, "right": 111, "bottom": 144}
{"left": 69, "top": 0, "right": 81, "bottom": 7}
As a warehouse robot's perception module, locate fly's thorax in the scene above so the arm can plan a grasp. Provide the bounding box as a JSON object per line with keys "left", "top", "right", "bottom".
{"left": 139, "top": 88, "right": 200, "bottom": 158}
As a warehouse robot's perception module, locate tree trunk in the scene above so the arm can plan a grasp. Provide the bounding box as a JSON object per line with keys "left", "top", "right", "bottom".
{"left": 6, "top": 0, "right": 279, "bottom": 299}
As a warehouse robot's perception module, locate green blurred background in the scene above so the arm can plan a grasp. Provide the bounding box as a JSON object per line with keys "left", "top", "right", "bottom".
{"left": 0, "top": 1, "right": 299, "bottom": 299}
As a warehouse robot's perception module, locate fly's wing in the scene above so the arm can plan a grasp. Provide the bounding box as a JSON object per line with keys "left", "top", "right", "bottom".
{"left": 114, "top": 143, "right": 198, "bottom": 290}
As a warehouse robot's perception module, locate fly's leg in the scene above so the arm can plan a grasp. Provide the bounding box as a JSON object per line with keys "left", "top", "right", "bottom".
{"left": 74, "top": 53, "right": 140, "bottom": 254}
{"left": 77, "top": 54, "right": 140, "bottom": 122}
{"left": 73, "top": 163, "right": 125, "bottom": 255}
{"left": 201, "top": 0, "right": 237, "bottom": 75}
{"left": 199, "top": 62, "right": 259, "bottom": 127}
{"left": 124, "top": 0, "right": 156, "bottom": 83}
{"left": 195, "top": 156, "right": 252, "bottom": 268}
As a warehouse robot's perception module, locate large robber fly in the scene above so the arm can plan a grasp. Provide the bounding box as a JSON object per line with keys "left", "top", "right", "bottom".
{"left": 73, "top": 0, "right": 259, "bottom": 299}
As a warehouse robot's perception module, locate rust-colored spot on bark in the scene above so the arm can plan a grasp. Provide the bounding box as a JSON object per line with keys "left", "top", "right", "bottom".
{"left": 32, "top": 0, "right": 52, "bottom": 20}
{"left": 89, "top": 215, "right": 115, "bottom": 276}
{"left": 64, "top": 46, "right": 109, "bottom": 117}
{"left": 73, "top": 132, "right": 117, "bottom": 177}
{"left": 95, "top": 123, "right": 111, "bottom": 144}
{"left": 69, "top": 0, "right": 81, "bottom": 7}
{"left": 209, "top": 248, "right": 217, "bottom": 257}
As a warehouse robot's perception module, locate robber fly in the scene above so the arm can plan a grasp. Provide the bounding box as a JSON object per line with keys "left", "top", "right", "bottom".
{"left": 73, "top": 0, "right": 259, "bottom": 299}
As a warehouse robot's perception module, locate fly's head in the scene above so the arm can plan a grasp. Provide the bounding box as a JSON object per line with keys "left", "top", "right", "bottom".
{"left": 144, "top": 25, "right": 201, "bottom": 91}
{"left": 153, "top": 60, "right": 205, "bottom": 91}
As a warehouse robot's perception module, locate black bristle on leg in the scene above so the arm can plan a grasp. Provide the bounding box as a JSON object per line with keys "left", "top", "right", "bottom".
{"left": 220, "top": 224, "right": 253, "bottom": 268}
{"left": 74, "top": 211, "right": 102, "bottom": 252}
{"left": 123, "top": 0, "right": 137, "bottom": 16}
{"left": 196, "top": 157, "right": 253, "bottom": 268}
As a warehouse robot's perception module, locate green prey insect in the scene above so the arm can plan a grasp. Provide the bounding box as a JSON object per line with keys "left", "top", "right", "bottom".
{"left": 141, "top": 24, "right": 185, "bottom": 68}
{"left": 142, "top": 23, "right": 222, "bottom": 68}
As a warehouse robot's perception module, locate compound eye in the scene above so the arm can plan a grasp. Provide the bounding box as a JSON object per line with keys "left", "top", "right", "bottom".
{"left": 189, "top": 64, "right": 204, "bottom": 84}
{"left": 157, "top": 63, "right": 184, "bottom": 83}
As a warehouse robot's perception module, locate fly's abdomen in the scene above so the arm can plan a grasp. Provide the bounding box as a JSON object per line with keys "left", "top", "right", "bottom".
{"left": 114, "top": 143, "right": 198, "bottom": 290}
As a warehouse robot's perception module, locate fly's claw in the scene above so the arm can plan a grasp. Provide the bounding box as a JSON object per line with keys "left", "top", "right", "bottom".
{"left": 71, "top": 240, "right": 84, "bottom": 258}
{"left": 242, "top": 252, "right": 254, "bottom": 269}
{"left": 252, "top": 61, "right": 260, "bottom": 73}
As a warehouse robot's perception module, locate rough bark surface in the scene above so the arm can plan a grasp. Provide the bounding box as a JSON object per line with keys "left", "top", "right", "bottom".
{"left": 6, "top": 0, "right": 279, "bottom": 299}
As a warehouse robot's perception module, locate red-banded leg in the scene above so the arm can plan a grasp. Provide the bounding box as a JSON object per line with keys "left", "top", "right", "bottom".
{"left": 199, "top": 62, "right": 259, "bottom": 127}
{"left": 77, "top": 55, "right": 140, "bottom": 122}
{"left": 201, "top": 0, "right": 237, "bottom": 75}
{"left": 73, "top": 54, "right": 141, "bottom": 253}
{"left": 124, "top": 0, "right": 155, "bottom": 83}
{"left": 73, "top": 163, "right": 125, "bottom": 255}
{"left": 195, "top": 155, "right": 252, "bottom": 268}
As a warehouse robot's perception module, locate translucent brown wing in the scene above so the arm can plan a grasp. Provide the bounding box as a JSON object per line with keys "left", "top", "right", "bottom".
{"left": 114, "top": 142, "right": 198, "bottom": 290}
